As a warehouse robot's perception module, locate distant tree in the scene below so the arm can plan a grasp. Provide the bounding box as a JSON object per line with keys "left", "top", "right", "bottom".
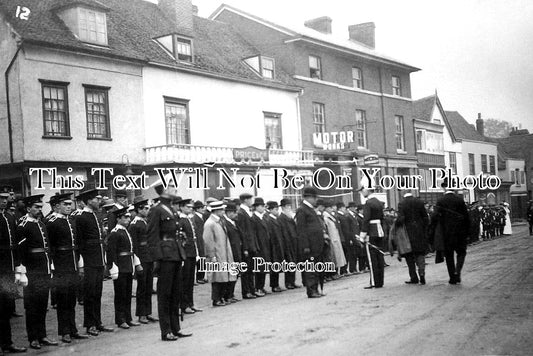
{"left": 483, "top": 118, "right": 514, "bottom": 138}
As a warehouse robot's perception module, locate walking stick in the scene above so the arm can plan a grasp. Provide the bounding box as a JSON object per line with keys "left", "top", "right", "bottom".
{"left": 364, "top": 241, "right": 375, "bottom": 287}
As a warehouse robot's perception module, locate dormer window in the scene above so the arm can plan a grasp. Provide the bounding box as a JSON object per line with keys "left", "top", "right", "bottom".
{"left": 154, "top": 35, "right": 194, "bottom": 63}
{"left": 56, "top": 5, "right": 109, "bottom": 46}
{"left": 243, "top": 56, "right": 275, "bottom": 79}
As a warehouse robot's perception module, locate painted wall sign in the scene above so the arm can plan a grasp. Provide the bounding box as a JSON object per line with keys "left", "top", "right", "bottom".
{"left": 233, "top": 146, "right": 269, "bottom": 162}
{"left": 313, "top": 131, "right": 355, "bottom": 150}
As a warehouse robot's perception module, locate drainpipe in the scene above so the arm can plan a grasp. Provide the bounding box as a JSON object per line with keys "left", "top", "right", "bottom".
{"left": 378, "top": 67, "right": 390, "bottom": 205}
{"left": 5, "top": 46, "right": 21, "bottom": 164}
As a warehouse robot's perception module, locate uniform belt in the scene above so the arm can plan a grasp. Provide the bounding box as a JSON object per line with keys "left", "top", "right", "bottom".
{"left": 29, "top": 248, "right": 48, "bottom": 253}
{"left": 118, "top": 252, "right": 134, "bottom": 257}
{"left": 369, "top": 219, "right": 382, "bottom": 224}
{"left": 56, "top": 246, "right": 75, "bottom": 251}
{"left": 139, "top": 242, "right": 148, "bottom": 246}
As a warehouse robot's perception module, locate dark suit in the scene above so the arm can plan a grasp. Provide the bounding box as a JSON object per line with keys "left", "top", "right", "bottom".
{"left": 265, "top": 213, "right": 284, "bottom": 289}
{"left": 16, "top": 215, "right": 52, "bottom": 342}
{"left": 147, "top": 201, "right": 185, "bottom": 337}
{"left": 361, "top": 197, "right": 385, "bottom": 287}
{"left": 222, "top": 216, "right": 242, "bottom": 299}
{"left": 278, "top": 212, "right": 298, "bottom": 287}
{"left": 192, "top": 213, "right": 205, "bottom": 282}
{"left": 251, "top": 213, "right": 270, "bottom": 290}
{"left": 295, "top": 201, "right": 325, "bottom": 296}
{"left": 128, "top": 216, "right": 153, "bottom": 317}
{"left": 337, "top": 211, "right": 357, "bottom": 274}
{"left": 432, "top": 192, "right": 470, "bottom": 282}
{"left": 178, "top": 214, "right": 197, "bottom": 310}
{"left": 75, "top": 208, "right": 105, "bottom": 329}
{"left": 0, "top": 210, "right": 19, "bottom": 348}
{"left": 236, "top": 207, "right": 257, "bottom": 296}
{"left": 106, "top": 225, "right": 135, "bottom": 325}
{"left": 397, "top": 196, "right": 429, "bottom": 282}
{"left": 47, "top": 213, "right": 80, "bottom": 336}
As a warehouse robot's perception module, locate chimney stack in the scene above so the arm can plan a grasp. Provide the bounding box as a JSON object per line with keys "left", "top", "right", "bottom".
{"left": 159, "top": 0, "right": 194, "bottom": 36}
{"left": 348, "top": 22, "right": 375, "bottom": 49}
{"left": 304, "top": 16, "right": 332, "bottom": 34}
{"left": 476, "top": 113, "right": 484, "bottom": 136}
{"left": 192, "top": 4, "right": 198, "bottom": 15}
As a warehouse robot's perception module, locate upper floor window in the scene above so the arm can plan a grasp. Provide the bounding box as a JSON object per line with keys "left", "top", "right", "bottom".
{"left": 309, "top": 55, "right": 322, "bottom": 79}
{"left": 264, "top": 112, "right": 282, "bottom": 149}
{"left": 469, "top": 153, "right": 475, "bottom": 175}
{"left": 243, "top": 56, "right": 275, "bottom": 79}
{"left": 176, "top": 37, "right": 193, "bottom": 62}
{"left": 449, "top": 152, "right": 457, "bottom": 174}
{"left": 415, "top": 130, "right": 425, "bottom": 151}
{"left": 352, "top": 67, "right": 363, "bottom": 89}
{"left": 164, "top": 97, "right": 190, "bottom": 145}
{"left": 481, "top": 154, "right": 488, "bottom": 173}
{"left": 79, "top": 8, "right": 107, "bottom": 45}
{"left": 392, "top": 75, "right": 401, "bottom": 96}
{"left": 489, "top": 155, "right": 496, "bottom": 175}
{"left": 313, "top": 102, "right": 325, "bottom": 134}
{"left": 395, "top": 115, "right": 405, "bottom": 151}
{"left": 40, "top": 80, "right": 70, "bottom": 137}
{"left": 84, "top": 85, "right": 110, "bottom": 139}
{"left": 355, "top": 109, "right": 367, "bottom": 148}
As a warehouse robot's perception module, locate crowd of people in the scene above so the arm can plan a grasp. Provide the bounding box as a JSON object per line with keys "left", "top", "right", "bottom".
{"left": 0, "top": 182, "right": 528, "bottom": 353}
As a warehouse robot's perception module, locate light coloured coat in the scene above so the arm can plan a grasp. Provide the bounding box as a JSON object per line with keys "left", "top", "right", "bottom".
{"left": 324, "top": 212, "right": 347, "bottom": 268}
{"left": 203, "top": 214, "right": 237, "bottom": 283}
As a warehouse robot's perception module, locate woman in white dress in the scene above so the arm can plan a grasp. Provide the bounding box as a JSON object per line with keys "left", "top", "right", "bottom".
{"left": 503, "top": 202, "right": 512, "bottom": 235}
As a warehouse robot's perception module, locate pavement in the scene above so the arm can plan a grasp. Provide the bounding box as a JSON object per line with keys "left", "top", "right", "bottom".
{"left": 9, "top": 225, "right": 533, "bottom": 356}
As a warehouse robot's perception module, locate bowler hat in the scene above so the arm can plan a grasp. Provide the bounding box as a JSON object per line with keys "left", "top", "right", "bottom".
{"left": 225, "top": 202, "right": 237, "bottom": 212}
{"left": 239, "top": 193, "right": 253, "bottom": 201}
{"left": 192, "top": 200, "right": 204, "bottom": 209}
{"left": 252, "top": 197, "right": 265, "bottom": 207}
{"left": 266, "top": 201, "right": 279, "bottom": 210}
{"left": 280, "top": 198, "right": 292, "bottom": 207}
{"left": 302, "top": 186, "right": 317, "bottom": 198}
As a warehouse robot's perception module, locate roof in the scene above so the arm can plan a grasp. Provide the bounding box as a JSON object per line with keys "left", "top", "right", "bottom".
{"left": 412, "top": 95, "right": 436, "bottom": 122}
{"left": 444, "top": 111, "right": 491, "bottom": 142}
{"left": 496, "top": 134, "right": 533, "bottom": 160}
{"left": 0, "top": 0, "right": 297, "bottom": 90}
{"left": 209, "top": 4, "right": 420, "bottom": 72}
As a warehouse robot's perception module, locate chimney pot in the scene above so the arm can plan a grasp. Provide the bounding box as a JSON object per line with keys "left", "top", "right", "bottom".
{"left": 192, "top": 4, "right": 198, "bottom": 15}
{"left": 476, "top": 116, "right": 484, "bottom": 136}
{"left": 348, "top": 22, "right": 375, "bottom": 48}
{"left": 304, "top": 16, "right": 332, "bottom": 35}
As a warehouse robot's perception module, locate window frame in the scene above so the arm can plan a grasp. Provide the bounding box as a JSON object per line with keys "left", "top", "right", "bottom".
{"left": 355, "top": 109, "right": 367, "bottom": 148}
{"left": 163, "top": 96, "right": 191, "bottom": 145}
{"left": 83, "top": 84, "right": 111, "bottom": 140}
{"left": 77, "top": 7, "right": 108, "bottom": 46}
{"left": 489, "top": 155, "right": 496, "bottom": 175}
{"left": 481, "top": 154, "right": 488, "bottom": 173}
{"left": 469, "top": 153, "right": 475, "bottom": 175}
{"left": 392, "top": 75, "right": 402, "bottom": 96}
{"left": 415, "top": 129, "right": 426, "bottom": 151}
{"left": 263, "top": 111, "right": 283, "bottom": 149}
{"left": 449, "top": 152, "right": 457, "bottom": 174}
{"left": 39, "top": 79, "right": 71, "bottom": 139}
{"left": 395, "top": 115, "right": 405, "bottom": 152}
{"left": 352, "top": 66, "right": 363, "bottom": 89}
{"left": 309, "top": 55, "right": 322, "bottom": 80}
{"left": 175, "top": 36, "right": 193, "bottom": 63}
{"left": 260, "top": 57, "right": 275, "bottom": 79}
{"left": 312, "top": 102, "right": 326, "bottom": 134}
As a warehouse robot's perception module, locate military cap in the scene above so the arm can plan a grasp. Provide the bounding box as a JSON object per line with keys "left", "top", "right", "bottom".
{"left": 252, "top": 197, "right": 265, "bottom": 207}
{"left": 336, "top": 202, "right": 345, "bottom": 209}
{"left": 133, "top": 198, "right": 149, "bottom": 209}
{"left": 111, "top": 206, "right": 130, "bottom": 218}
{"left": 115, "top": 190, "right": 127, "bottom": 198}
{"left": 302, "top": 186, "right": 317, "bottom": 198}
{"left": 266, "top": 201, "right": 279, "bottom": 210}
{"left": 77, "top": 189, "right": 100, "bottom": 202}
{"left": 323, "top": 201, "right": 333, "bottom": 208}
{"left": 347, "top": 201, "right": 357, "bottom": 208}
{"left": 0, "top": 192, "right": 10, "bottom": 198}
{"left": 225, "top": 202, "right": 238, "bottom": 212}
{"left": 280, "top": 198, "right": 292, "bottom": 207}
{"left": 23, "top": 194, "right": 45, "bottom": 207}
{"left": 176, "top": 198, "right": 193, "bottom": 206}
{"left": 50, "top": 192, "right": 73, "bottom": 206}
{"left": 0, "top": 185, "right": 14, "bottom": 193}
{"left": 239, "top": 193, "right": 253, "bottom": 201}
{"left": 171, "top": 196, "right": 183, "bottom": 204}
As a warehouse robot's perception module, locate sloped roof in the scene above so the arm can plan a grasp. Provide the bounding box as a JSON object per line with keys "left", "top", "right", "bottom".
{"left": 496, "top": 134, "right": 533, "bottom": 160}
{"left": 210, "top": 3, "right": 420, "bottom": 72}
{"left": 444, "top": 111, "right": 489, "bottom": 142}
{"left": 413, "top": 95, "right": 435, "bottom": 122}
{"left": 0, "top": 0, "right": 296, "bottom": 89}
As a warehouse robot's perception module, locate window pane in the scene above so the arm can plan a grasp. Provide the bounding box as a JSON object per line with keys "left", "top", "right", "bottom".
{"left": 264, "top": 113, "right": 282, "bottom": 149}
{"left": 86, "top": 88, "right": 109, "bottom": 139}
{"left": 79, "top": 9, "right": 107, "bottom": 44}
{"left": 42, "top": 84, "right": 69, "bottom": 136}
{"left": 165, "top": 101, "right": 189, "bottom": 144}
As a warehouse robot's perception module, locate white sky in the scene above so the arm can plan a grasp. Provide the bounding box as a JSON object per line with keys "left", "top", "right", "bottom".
{"left": 155, "top": 0, "right": 533, "bottom": 132}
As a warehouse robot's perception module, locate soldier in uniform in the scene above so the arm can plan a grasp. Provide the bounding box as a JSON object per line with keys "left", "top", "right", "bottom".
{"left": 106, "top": 207, "right": 141, "bottom": 329}
{"left": 236, "top": 193, "right": 258, "bottom": 299}
{"left": 107, "top": 190, "right": 128, "bottom": 232}
{"left": 147, "top": 185, "right": 191, "bottom": 341}
{"left": 46, "top": 193, "right": 89, "bottom": 343}
{"left": 129, "top": 197, "right": 158, "bottom": 324}
{"left": 265, "top": 201, "right": 285, "bottom": 293}
{"left": 192, "top": 201, "right": 207, "bottom": 284}
{"left": 0, "top": 192, "right": 27, "bottom": 353}
{"left": 75, "top": 189, "right": 113, "bottom": 336}
{"left": 251, "top": 198, "right": 270, "bottom": 297}
{"left": 278, "top": 199, "right": 300, "bottom": 289}
{"left": 177, "top": 198, "right": 202, "bottom": 315}
{"left": 295, "top": 187, "right": 326, "bottom": 298}
{"left": 16, "top": 195, "right": 58, "bottom": 349}
{"left": 358, "top": 186, "right": 385, "bottom": 289}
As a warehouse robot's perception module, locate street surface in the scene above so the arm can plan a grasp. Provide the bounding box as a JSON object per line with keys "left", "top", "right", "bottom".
{"left": 10, "top": 225, "right": 533, "bottom": 356}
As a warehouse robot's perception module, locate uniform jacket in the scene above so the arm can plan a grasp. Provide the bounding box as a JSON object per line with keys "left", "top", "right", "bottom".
{"left": 251, "top": 212, "right": 271, "bottom": 262}
{"left": 203, "top": 214, "right": 236, "bottom": 283}
{"left": 236, "top": 207, "right": 259, "bottom": 254}
{"left": 192, "top": 212, "right": 205, "bottom": 257}
{"left": 178, "top": 214, "right": 197, "bottom": 258}
{"left": 75, "top": 208, "right": 106, "bottom": 267}
{"left": 222, "top": 215, "right": 243, "bottom": 263}
{"left": 16, "top": 215, "right": 51, "bottom": 274}
{"left": 265, "top": 213, "right": 285, "bottom": 263}
{"left": 432, "top": 192, "right": 470, "bottom": 251}
{"left": 295, "top": 201, "right": 325, "bottom": 260}
{"left": 147, "top": 202, "right": 185, "bottom": 262}
{"left": 106, "top": 224, "right": 135, "bottom": 274}
{"left": 361, "top": 197, "right": 384, "bottom": 237}
{"left": 0, "top": 210, "right": 19, "bottom": 273}
{"left": 397, "top": 196, "right": 429, "bottom": 254}
{"left": 278, "top": 212, "right": 297, "bottom": 262}
{"left": 46, "top": 212, "right": 79, "bottom": 272}
{"left": 128, "top": 216, "right": 151, "bottom": 263}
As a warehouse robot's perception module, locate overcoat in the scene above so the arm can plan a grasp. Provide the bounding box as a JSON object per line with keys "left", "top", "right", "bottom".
{"left": 203, "top": 214, "right": 237, "bottom": 283}
{"left": 323, "top": 212, "right": 347, "bottom": 268}
{"left": 251, "top": 213, "right": 271, "bottom": 262}
{"left": 397, "top": 196, "right": 429, "bottom": 254}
